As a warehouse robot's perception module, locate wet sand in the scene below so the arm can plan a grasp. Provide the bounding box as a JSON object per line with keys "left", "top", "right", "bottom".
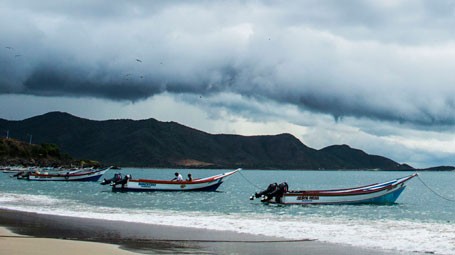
{"left": 0, "top": 208, "right": 416, "bottom": 255}
{"left": 0, "top": 226, "right": 139, "bottom": 255}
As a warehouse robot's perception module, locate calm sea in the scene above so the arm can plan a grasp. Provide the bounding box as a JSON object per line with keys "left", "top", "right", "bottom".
{"left": 1, "top": 169, "right": 454, "bottom": 254}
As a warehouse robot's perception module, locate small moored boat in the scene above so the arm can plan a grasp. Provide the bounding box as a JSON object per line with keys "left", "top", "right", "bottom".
{"left": 250, "top": 173, "right": 418, "bottom": 205}
{"left": 25, "top": 167, "right": 111, "bottom": 182}
{"left": 105, "top": 169, "right": 240, "bottom": 192}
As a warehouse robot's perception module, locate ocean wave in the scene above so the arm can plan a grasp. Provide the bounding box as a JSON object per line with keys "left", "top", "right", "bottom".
{"left": 0, "top": 192, "right": 454, "bottom": 255}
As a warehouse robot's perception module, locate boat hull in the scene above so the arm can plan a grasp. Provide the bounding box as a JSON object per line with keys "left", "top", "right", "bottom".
{"left": 111, "top": 169, "right": 239, "bottom": 192}
{"left": 277, "top": 185, "right": 406, "bottom": 205}
{"left": 112, "top": 179, "right": 224, "bottom": 192}
{"left": 262, "top": 173, "right": 416, "bottom": 205}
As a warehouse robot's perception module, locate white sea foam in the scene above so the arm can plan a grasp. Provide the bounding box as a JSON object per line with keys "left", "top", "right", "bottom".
{"left": 1, "top": 193, "right": 454, "bottom": 255}
{"left": 0, "top": 192, "right": 62, "bottom": 206}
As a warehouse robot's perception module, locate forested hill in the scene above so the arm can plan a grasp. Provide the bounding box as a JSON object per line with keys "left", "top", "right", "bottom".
{"left": 0, "top": 112, "right": 414, "bottom": 170}
{"left": 0, "top": 137, "right": 98, "bottom": 167}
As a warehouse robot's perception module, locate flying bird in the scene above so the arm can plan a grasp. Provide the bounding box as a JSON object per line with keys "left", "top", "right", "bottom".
{"left": 5, "top": 46, "right": 13, "bottom": 50}
{"left": 15, "top": 54, "right": 21, "bottom": 57}
{"left": 136, "top": 59, "right": 142, "bottom": 63}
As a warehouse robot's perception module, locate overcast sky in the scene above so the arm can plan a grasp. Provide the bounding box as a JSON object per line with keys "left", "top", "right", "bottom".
{"left": 1, "top": 0, "right": 455, "bottom": 168}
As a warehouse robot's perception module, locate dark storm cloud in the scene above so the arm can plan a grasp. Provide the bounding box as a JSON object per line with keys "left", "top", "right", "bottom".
{"left": 2, "top": 0, "right": 455, "bottom": 127}
{"left": 21, "top": 65, "right": 164, "bottom": 101}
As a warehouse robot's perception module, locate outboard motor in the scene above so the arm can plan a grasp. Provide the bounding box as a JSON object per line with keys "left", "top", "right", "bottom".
{"left": 250, "top": 183, "right": 278, "bottom": 200}
{"left": 12, "top": 171, "right": 25, "bottom": 178}
{"left": 100, "top": 173, "right": 122, "bottom": 185}
{"left": 15, "top": 171, "right": 31, "bottom": 180}
{"left": 112, "top": 174, "right": 131, "bottom": 189}
{"left": 268, "top": 182, "right": 288, "bottom": 203}
{"left": 250, "top": 182, "right": 288, "bottom": 202}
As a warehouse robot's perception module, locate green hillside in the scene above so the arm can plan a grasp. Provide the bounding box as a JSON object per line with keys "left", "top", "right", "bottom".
{"left": 0, "top": 137, "right": 98, "bottom": 167}
{"left": 0, "top": 112, "right": 413, "bottom": 170}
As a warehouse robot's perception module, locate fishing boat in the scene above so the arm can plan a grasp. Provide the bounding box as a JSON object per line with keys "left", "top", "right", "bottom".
{"left": 24, "top": 167, "right": 111, "bottom": 181}
{"left": 1, "top": 166, "right": 34, "bottom": 173}
{"left": 250, "top": 173, "right": 418, "bottom": 205}
{"left": 106, "top": 169, "right": 240, "bottom": 192}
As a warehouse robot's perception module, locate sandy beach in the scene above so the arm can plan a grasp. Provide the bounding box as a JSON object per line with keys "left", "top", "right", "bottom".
{"left": 0, "top": 208, "right": 419, "bottom": 255}
{"left": 0, "top": 226, "right": 140, "bottom": 255}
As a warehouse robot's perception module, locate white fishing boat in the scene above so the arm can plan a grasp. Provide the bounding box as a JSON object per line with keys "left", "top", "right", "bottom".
{"left": 106, "top": 169, "right": 240, "bottom": 192}
{"left": 1, "top": 166, "right": 32, "bottom": 173}
{"left": 251, "top": 173, "right": 418, "bottom": 205}
{"left": 25, "top": 167, "right": 111, "bottom": 181}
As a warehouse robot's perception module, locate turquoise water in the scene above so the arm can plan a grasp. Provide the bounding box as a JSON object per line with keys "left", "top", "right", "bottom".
{"left": 1, "top": 169, "right": 454, "bottom": 254}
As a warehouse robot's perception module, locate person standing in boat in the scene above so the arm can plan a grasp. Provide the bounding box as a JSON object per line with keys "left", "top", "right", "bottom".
{"left": 187, "top": 173, "right": 193, "bottom": 181}
{"left": 172, "top": 172, "right": 183, "bottom": 181}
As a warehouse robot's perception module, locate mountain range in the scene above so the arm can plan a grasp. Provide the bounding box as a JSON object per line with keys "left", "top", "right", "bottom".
{"left": 0, "top": 112, "right": 415, "bottom": 170}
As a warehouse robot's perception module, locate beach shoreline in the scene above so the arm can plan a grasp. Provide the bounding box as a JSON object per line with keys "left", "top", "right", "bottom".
{"left": 0, "top": 225, "right": 139, "bottom": 255}
{"left": 0, "top": 208, "right": 421, "bottom": 255}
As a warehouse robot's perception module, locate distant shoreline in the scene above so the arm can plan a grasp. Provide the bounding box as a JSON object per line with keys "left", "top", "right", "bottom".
{"left": 106, "top": 166, "right": 455, "bottom": 171}
{"left": 2, "top": 164, "right": 454, "bottom": 172}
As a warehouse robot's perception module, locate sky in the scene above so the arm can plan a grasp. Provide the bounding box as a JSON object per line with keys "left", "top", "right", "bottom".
{"left": 1, "top": 0, "right": 455, "bottom": 168}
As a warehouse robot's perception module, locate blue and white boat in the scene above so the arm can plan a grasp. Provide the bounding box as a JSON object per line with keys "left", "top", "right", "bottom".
{"left": 25, "top": 167, "right": 111, "bottom": 182}
{"left": 252, "top": 173, "right": 418, "bottom": 205}
{"left": 108, "top": 169, "right": 240, "bottom": 192}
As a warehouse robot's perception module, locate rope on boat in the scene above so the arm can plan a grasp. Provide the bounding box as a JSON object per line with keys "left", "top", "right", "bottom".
{"left": 416, "top": 174, "right": 455, "bottom": 202}
{"left": 238, "top": 170, "right": 263, "bottom": 190}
